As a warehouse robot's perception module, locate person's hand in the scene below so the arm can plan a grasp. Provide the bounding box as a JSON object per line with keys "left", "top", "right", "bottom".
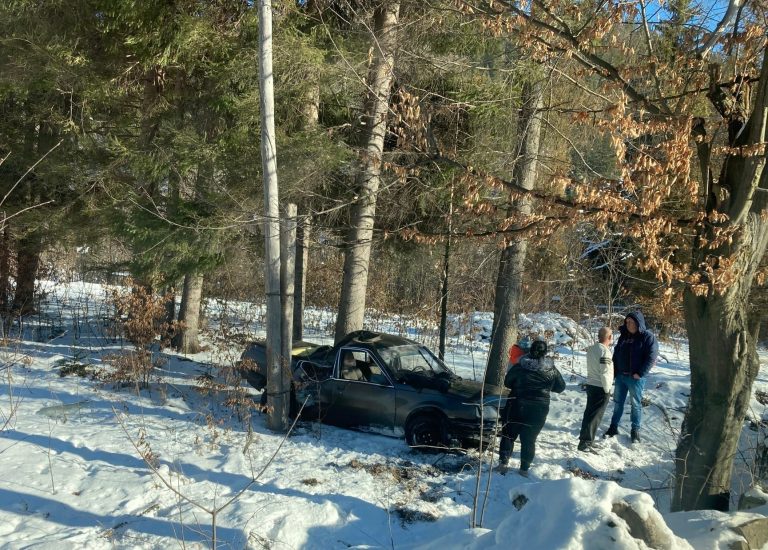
{"left": 633, "top": 373, "right": 641, "bottom": 380}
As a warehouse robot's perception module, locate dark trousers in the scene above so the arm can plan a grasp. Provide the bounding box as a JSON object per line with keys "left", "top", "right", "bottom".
{"left": 578, "top": 384, "right": 610, "bottom": 443}
{"left": 499, "top": 399, "right": 549, "bottom": 470}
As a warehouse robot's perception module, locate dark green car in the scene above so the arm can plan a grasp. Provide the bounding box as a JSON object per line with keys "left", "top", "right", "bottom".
{"left": 242, "top": 330, "right": 508, "bottom": 449}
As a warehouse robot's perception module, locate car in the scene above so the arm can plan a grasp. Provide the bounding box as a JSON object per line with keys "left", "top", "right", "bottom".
{"left": 238, "top": 330, "right": 508, "bottom": 450}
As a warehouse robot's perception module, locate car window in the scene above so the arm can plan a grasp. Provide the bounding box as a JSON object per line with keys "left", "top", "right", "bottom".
{"left": 338, "top": 349, "right": 391, "bottom": 386}
{"left": 378, "top": 345, "right": 453, "bottom": 378}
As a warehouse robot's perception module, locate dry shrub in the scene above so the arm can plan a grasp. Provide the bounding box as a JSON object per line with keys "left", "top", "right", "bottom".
{"left": 568, "top": 466, "right": 598, "bottom": 480}
{"left": 196, "top": 369, "right": 259, "bottom": 424}
{"left": 393, "top": 505, "right": 438, "bottom": 525}
{"left": 112, "top": 283, "right": 175, "bottom": 351}
{"left": 106, "top": 282, "right": 176, "bottom": 388}
{"left": 103, "top": 351, "right": 164, "bottom": 389}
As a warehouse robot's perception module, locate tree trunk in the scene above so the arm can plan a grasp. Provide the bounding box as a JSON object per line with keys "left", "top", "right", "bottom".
{"left": 163, "top": 286, "right": 176, "bottom": 338}
{"left": 12, "top": 232, "right": 42, "bottom": 315}
{"left": 0, "top": 221, "right": 11, "bottom": 314}
{"left": 281, "top": 205, "right": 296, "bottom": 419}
{"left": 674, "top": 50, "right": 768, "bottom": 511}
{"left": 259, "top": 0, "right": 286, "bottom": 431}
{"left": 334, "top": 1, "right": 400, "bottom": 343}
{"left": 172, "top": 273, "right": 203, "bottom": 354}
{"left": 438, "top": 233, "right": 451, "bottom": 361}
{"left": 293, "top": 215, "right": 310, "bottom": 341}
{"left": 301, "top": 84, "right": 319, "bottom": 129}
{"left": 675, "top": 286, "right": 760, "bottom": 511}
{"left": 438, "top": 182, "right": 455, "bottom": 361}
{"left": 484, "top": 79, "right": 544, "bottom": 387}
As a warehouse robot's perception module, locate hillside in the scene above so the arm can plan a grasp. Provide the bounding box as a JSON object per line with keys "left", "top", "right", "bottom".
{"left": 2, "top": 281, "right": 768, "bottom": 549}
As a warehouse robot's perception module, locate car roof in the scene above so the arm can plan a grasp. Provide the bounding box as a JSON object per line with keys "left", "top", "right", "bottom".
{"left": 336, "top": 330, "right": 418, "bottom": 351}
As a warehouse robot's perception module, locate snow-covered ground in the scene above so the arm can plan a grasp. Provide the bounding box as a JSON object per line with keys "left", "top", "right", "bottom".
{"left": 2, "top": 281, "right": 768, "bottom": 549}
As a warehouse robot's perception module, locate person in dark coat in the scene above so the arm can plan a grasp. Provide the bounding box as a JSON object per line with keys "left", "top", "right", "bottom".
{"left": 604, "top": 311, "right": 658, "bottom": 443}
{"left": 498, "top": 339, "right": 566, "bottom": 476}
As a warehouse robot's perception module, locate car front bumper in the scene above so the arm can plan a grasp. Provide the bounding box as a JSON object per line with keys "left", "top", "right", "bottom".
{"left": 447, "top": 417, "right": 502, "bottom": 440}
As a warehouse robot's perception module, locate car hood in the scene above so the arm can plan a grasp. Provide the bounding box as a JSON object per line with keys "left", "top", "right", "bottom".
{"left": 447, "top": 379, "right": 507, "bottom": 402}
{"left": 403, "top": 373, "right": 506, "bottom": 401}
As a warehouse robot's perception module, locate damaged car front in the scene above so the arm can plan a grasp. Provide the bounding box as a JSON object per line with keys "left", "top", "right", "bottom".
{"left": 375, "top": 341, "right": 509, "bottom": 448}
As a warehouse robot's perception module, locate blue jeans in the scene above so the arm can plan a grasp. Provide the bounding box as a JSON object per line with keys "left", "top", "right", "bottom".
{"left": 609, "top": 375, "right": 646, "bottom": 430}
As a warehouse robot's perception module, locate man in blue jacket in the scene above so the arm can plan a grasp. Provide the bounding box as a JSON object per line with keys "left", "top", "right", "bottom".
{"left": 603, "top": 311, "right": 658, "bottom": 443}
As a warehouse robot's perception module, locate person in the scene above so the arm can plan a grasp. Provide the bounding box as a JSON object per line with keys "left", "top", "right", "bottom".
{"left": 604, "top": 311, "right": 658, "bottom": 443}
{"left": 577, "top": 326, "right": 613, "bottom": 452}
{"left": 508, "top": 336, "right": 532, "bottom": 367}
{"left": 498, "top": 339, "right": 566, "bottom": 476}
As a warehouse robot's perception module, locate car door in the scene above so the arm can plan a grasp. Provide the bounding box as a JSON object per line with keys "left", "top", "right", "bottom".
{"left": 319, "top": 347, "right": 396, "bottom": 432}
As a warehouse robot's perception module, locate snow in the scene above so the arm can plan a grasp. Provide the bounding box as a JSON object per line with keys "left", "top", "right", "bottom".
{"left": 1, "top": 280, "right": 767, "bottom": 548}
{"left": 449, "top": 311, "right": 592, "bottom": 346}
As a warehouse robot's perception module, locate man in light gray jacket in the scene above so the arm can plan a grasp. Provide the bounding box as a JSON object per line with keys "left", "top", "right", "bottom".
{"left": 577, "top": 327, "right": 613, "bottom": 452}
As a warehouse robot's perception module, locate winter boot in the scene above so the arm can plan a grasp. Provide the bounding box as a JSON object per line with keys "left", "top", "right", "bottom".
{"left": 578, "top": 440, "right": 591, "bottom": 452}
{"left": 631, "top": 428, "right": 640, "bottom": 443}
{"left": 604, "top": 425, "right": 618, "bottom": 438}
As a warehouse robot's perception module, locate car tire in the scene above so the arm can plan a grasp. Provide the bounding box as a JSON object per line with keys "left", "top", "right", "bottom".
{"left": 405, "top": 414, "right": 447, "bottom": 452}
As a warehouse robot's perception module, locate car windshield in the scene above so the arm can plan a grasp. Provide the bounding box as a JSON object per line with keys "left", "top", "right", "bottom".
{"left": 378, "top": 344, "right": 455, "bottom": 378}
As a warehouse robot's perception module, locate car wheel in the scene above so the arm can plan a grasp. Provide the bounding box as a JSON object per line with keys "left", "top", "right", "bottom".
{"left": 405, "top": 414, "right": 447, "bottom": 451}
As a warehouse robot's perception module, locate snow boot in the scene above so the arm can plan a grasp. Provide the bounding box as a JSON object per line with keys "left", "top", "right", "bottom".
{"left": 495, "top": 458, "right": 510, "bottom": 474}
{"left": 604, "top": 425, "right": 618, "bottom": 438}
{"left": 631, "top": 429, "right": 640, "bottom": 443}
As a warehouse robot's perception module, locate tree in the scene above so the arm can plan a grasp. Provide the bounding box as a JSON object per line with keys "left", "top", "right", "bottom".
{"left": 259, "top": 0, "right": 290, "bottom": 432}
{"left": 172, "top": 272, "right": 204, "bottom": 354}
{"left": 450, "top": 0, "right": 768, "bottom": 510}
{"left": 0, "top": 1, "right": 99, "bottom": 316}
{"left": 334, "top": 0, "right": 401, "bottom": 342}
{"left": 485, "top": 77, "right": 545, "bottom": 387}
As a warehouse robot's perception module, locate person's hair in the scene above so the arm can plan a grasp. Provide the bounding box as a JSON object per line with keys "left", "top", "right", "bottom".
{"left": 597, "top": 326, "right": 612, "bottom": 343}
{"left": 529, "top": 339, "right": 547, "bottom": 359}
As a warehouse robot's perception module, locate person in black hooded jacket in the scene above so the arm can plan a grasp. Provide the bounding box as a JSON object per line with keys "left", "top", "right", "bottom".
{"left": 498, "top": 340, "right": 565, "bottom": 475}
{"left": 603, "top": 311, "right": 658, "bottom": 443}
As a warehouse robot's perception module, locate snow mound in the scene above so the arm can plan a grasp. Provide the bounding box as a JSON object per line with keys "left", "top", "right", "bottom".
{"left": 517, "top": 312, "right": 593, "bottom": 347}
{"left": 450, "top": 312, "right": 593, "bottom": 347}
{"left": 418, "top": 478, "right": 692, "bottom": 550}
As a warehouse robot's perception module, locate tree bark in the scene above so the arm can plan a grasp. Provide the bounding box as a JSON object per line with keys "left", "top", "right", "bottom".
{"left": 334, "top": 0, "right": 400, "bottom": 343}
{"left": 674, "top": 49, "right": 768, "bottom": 511}
{"left": 438, "top": 182, "right": 455, "bottom": 361}
{"left": 12, "top": 232, "right": 42, "bottom": 315}
{"left": 281, "top": 204, "right": 297, "bottom": 420}
{"left": 0, "top": 221, "right": 11, "bottom": 314}
{"left": 172, "top": 273, "right": 203, "bottom": 354}
{"left": 301, "top": 84, "right": 319, "bottom": 129}
{"left": 259, "top": 0, "right": 286, "bottom": 431}
{"left": 293, "top": 215, "right": 310, "bottom": 341}
{"left": 484, "top": 79, "right": 544, "bottom": 387}
{"left": 675, "top": 285, "right": 760, "bottom": 510}
{"left": 438, "top": 234, "right": 451, "bottom": 361}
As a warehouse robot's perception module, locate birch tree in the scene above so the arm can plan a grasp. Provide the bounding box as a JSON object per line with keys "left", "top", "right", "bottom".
{"left": 259, "top": 0, "right": 289, "bottom": 431}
